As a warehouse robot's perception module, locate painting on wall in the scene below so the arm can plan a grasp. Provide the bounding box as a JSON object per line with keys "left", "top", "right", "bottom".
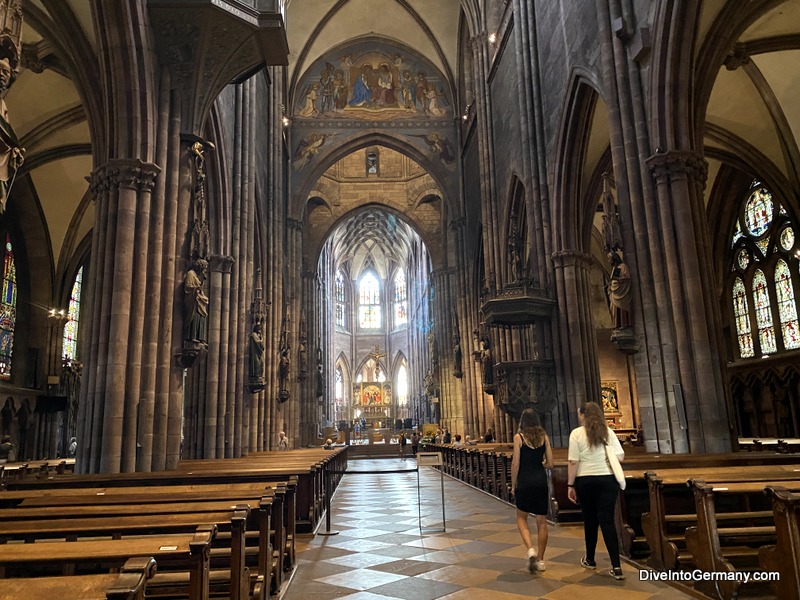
{"left": 601, "top": 381, "right": 620, "bottom": 414}
{"left": 295, "top": 40, "right": 451, "bottom": 121}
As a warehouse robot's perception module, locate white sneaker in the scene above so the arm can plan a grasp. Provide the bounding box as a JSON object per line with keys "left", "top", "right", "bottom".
{"left": 535, "top": 560, "right": 546, "bottom": 571}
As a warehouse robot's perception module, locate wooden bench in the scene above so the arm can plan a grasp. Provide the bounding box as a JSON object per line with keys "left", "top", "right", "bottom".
{"left": 0, "top": 556, "right": 156, "bottom": 600}
{"left": 759, "top": 486, "right": 800, "bottom": 600}
{"left": 684, "top": 479, "right": 800, "bottom": 600}
{"left": 0, "top": 507, "right": 255, "bottom": 600}
{"left": 0, "top": 527, "right": 215, "bottom": 600}
{"left": 0, "top": 484, "right": 282, "bottom": 598}
{"left": 640, "top": 465, "right": 800, "bottom": 570}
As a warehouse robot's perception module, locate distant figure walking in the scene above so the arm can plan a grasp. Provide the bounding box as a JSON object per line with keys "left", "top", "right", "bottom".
{"left": 399, "top": 431, "right": 407, "bottom": 459}
{"left": 68, "top": 436, "right": 77, "bottom": 458}
{"left": 0, "top": 435, "right": 14, "bottom": 464}
{"left": 512, "top": 409, "right": 553, "bottom": 573}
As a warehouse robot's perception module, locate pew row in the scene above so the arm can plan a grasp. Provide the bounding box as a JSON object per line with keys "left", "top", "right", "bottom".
{"left": 0, "top": 527, "right": 215, "bottom": 600}
{"left": 759, "top": 486, "right": 800, "bottom": 600}
{"left": 0, "top": 556, "right": 156, "bottom": 600}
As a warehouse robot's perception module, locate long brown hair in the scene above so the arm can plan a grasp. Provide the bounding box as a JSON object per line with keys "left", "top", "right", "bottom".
{"left": 580, "top": 402, "right": 608, "bottom": 447}
{"left": 519, "top": 408, "right": 546, "bottom": 448}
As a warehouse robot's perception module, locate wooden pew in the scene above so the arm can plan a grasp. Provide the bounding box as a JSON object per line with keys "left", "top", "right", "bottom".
{"left": 641, "top": 465, "right": 800, "bottom": 571}
{"left": 759, "top": 486, "right": 800, "bottom": 600}
{"left": 0, "top": 485, "right": 280, "bottom": 598}
{"left": 684, "top": 479, "right": 800, "bottom": 600}
{"left": 0, "top": 527, "right": 215, "bottom": 600}
{"left": 0, "top": 507, "right": 253, "bottom": 600}
{"left": 0, "top": 556, "right": 156, "bottom": 600}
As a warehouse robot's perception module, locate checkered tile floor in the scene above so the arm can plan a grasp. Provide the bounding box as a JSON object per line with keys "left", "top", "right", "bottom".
{"left": 284, "top": 458, "right": 691, "bottom": 600}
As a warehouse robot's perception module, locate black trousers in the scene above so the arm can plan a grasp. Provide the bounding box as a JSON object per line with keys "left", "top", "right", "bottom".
{"left": 574, "top": 474, "right": 621, "bottom": 568}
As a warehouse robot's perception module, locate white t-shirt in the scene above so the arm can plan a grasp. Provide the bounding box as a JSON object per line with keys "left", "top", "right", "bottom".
{"left": 568, "top": 426, "right": 625, "bottom": 477}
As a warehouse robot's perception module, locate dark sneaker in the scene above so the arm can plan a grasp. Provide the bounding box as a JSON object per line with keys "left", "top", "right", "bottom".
{"left": 580, "top": 557, "right": 596, "bottom": 569}
{"left": 610, "top": 567, "right": 625, "bottom": 580}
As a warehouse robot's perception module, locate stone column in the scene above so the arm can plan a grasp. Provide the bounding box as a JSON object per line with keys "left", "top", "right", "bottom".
{"left": 646, "top": 151, "right": 732, "bottom": 452}
{"left": 551, "top": 251, "right": 602, "bottom": 418}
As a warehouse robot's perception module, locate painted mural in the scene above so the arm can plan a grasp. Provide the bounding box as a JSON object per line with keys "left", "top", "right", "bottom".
{"left": 294, "top": 41, "right": 451, "bottom": 121}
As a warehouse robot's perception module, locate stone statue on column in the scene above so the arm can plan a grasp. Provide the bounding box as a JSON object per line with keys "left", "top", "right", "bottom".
{"left": 298, "top": 310, "right": 308, "bottom": 381}
{"left": 474, "top": 336, "right": 494, "bottom": 395}
{"left": 0, "top": 3, "right": 25, "bottom": 214}
{"left": 452, "top": 314, "right": 462, "bottom": 379}
{"left": 183, "top": 259, "right": 209, "bottom": 343}
{"left": 248, "top": 269, "right": 268, "bottom": 393}
{"left": 277, "top": 304, "right": 290, "bottom": 403}
{"left": 507, "top": 215, "right": 523, "bottom": 283}
{"left": 315, "top": 344, "right": 324, "bottom": 401}
{"left": 427, "top": 329, "right": 438, "bottom": 373}
{"left": 606, "top": 249, "right": 632, "bottom": 329}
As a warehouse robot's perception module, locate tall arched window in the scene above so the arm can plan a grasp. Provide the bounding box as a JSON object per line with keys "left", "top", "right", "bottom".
{"left": 335, "top": 270, "right": 346, "bottom": 329}
{"left": 334, "top": 365, "right": 344, "bottom": 423}
{"left": 732, "top": 278, "right": 753, "bottom": 358}
{"left": 775, "top": 259, "right": 800, "bottom": 350}
{"left": 0, "top": 233, "right": 16, "bottom": 380}
{"left": 396, "top": 362, "right": 408, "bottom": 407}
{"left": 393, "top": 270, "right": 407, "bottom": 327}
{"left": 358, "top": 271, "right": 381, "bottom": 328}
{"left": 62, "top": 266, "right": 84, "bottom": 361}
{"left": 728, "top": 183, "right": 800, "bottom": 358}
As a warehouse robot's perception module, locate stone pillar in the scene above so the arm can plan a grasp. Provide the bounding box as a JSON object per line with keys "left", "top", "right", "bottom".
{"left": 551, "top": 251, "right": 602, "bottom": 419}
{"left": 80, "top": 160, "right": 160, "bottom": 474}
{"left": 646, "top": 151, "right": 732, "bottom": 452}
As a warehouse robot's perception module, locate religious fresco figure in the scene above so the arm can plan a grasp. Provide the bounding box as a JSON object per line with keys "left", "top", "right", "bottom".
{"left": 376, "top": 63, "right": 396, "bottom": 106}
{"left": 424, "top": 83, "right": 446, "bottom": 117}
{"left": 349, "top": 67, "right": 371, "bottom": 107}
{"left": 414, "top": 71, "right": 428, "bottom": 110}
{"left": 401, "top": 70, "right": 416, "bottom": 111}
{"left": 319, "top": 63, "right": 334, "bottom": 113}
{"left": 333, "top": 69, "right": 348, "bottom": 110}
{"left": 298, "top": 83, "right": 320, "bottom": 117}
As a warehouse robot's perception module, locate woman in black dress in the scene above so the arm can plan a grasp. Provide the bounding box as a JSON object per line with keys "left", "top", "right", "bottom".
{"left": 511, "top": 408, "right": 553, "bottom": 573}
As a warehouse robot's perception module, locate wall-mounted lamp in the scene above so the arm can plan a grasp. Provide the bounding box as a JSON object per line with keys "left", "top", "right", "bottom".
{"left": 282, "top": 116, "right": 291, "bottom": 127}
{"left": 488, "top": 32, "right": 497, "bottom": 46}
{"left": 48, "top": 308, "right": 67, "bottom": 319}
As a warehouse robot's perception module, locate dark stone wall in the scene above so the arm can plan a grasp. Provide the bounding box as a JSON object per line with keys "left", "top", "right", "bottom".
{"left": 461, "top": 128, "right": 481, "bottom": 261}
{"left": 489, "top": 33, "right": 522, "bottom": 219}
{"left": 533, "top": 2, "right": 603, "bottom": 157}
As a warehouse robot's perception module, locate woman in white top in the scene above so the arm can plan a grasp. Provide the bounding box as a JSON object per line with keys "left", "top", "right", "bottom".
{"left": 567, "top": 402, "right": 625, "bottom": 580}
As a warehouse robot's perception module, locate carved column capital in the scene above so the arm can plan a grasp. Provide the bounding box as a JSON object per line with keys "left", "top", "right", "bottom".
{"left": 209, "top": 254, "right": 235, "bottom": 273}
{"left": 646, "top": 150, "right": 707, "bottom": 186}
{"left": 448, "top": 216, "right": 466, "bottom": 231}
{"left": 286, "top": 218, "right": 304, "bottom": 231}
{"left": 103, "top": 159, "right": 161, "bottom": 192}
{"left": 550, "top": 249, "right": 592, "bottom": 269}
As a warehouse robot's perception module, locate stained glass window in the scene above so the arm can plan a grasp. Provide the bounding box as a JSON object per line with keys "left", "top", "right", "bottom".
{"left": 0, "top": 234, "right": 16, "bottom": 380}
{"left": 744, "top": 188, "right": 773, "bottom": 237}
{"left": 780, "top": 227, "right": 795, "bottom": 252}
{"left": 753, "top": 270, "right": 777, "bottom": 354}
{"left": 731, "top": 222, "right": 744, "bottom": 248}
{"left": 755, "top": 237, "right": 770, "bottom": 258}
{"left": 358, "top": 272, "right": 381, "bottom": 328}
{"left": 393, "top": 270, "right": 407, "bottom": 326}
{"left": 736, "top": 248, "right": 749, "bottom": 270}
{"left": 775, "top": 260, "right": 800, "bottom": 350}
{"left": 733, "top": 278, "right": 754, "bottom": 358}
{"left": 335, "top": 270, "right": 346, "bottom": 328}
{"left": 62, "top": 266, "right": 84, "bottom": 361}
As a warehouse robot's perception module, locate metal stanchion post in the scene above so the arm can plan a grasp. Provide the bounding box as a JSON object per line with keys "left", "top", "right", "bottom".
{"left": 318, "top": 464, "right": 339, "bottom": 536}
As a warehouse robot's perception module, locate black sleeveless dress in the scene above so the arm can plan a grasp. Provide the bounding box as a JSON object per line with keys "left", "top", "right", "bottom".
{"left": 514, "top": 440, "right": 549, "bottom": 515}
